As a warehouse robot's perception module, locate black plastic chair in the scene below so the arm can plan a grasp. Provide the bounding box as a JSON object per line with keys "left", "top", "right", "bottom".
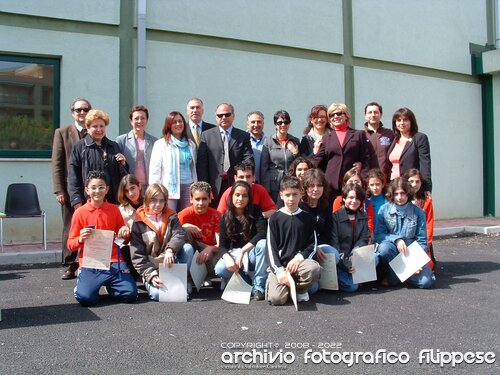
{"left": 0, "top": 183, "right": 47, "bottom": 251}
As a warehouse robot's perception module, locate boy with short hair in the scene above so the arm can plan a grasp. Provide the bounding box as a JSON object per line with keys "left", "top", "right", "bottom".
{"left": 217, "top": 161, "right": 277, "bottom": 218}
{"left": 266, "top": 176, "right": 320, "bottom": 305}
{"left": 67, "top": 170, "right": 138, "bottom": 306}
{"left": 178, "top": 182, "right": 222, "bottom": 273}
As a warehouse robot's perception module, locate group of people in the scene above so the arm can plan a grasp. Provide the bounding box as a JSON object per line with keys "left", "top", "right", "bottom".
{"left": 52, "top": 97, "right": 434, "bottom": 306}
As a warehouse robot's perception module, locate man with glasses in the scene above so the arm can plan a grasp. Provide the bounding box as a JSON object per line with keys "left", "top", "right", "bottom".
{"left": 185, "top": 97, "right": 216, "bottom": 146}
{"left": 196, "top": 102, "right": 254, "bottom": 207}
{"left": 52, "top": 97, "right": 92, "bottom": 280}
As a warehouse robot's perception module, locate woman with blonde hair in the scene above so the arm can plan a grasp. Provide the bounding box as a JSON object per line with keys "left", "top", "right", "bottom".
{"left": 313, "top": 103, "right": 369, "bottom": 203}
{"left": 68, "top": 109, "right": 128, "bottom": 208}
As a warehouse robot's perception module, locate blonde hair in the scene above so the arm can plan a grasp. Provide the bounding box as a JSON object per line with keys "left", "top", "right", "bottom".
{"left": 85, "top": 109, "right": 110, "bottom": 128}
{"left": 144, "top": 183, "right": 169, "bottom": 206}
{"left": 327, "top": 103, "right": 351, "bottom": 124}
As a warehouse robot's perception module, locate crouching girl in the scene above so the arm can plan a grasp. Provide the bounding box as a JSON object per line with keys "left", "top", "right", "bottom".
{"left": 130, "top": 183, "right": 194, "bottom": 300}
{"left": 374, "top": 177, "right": 434, "bottom": 288}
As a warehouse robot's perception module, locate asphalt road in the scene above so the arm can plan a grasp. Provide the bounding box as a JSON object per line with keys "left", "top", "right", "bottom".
{"left": 1, "top": 234, "right": 499, "bottom": 375}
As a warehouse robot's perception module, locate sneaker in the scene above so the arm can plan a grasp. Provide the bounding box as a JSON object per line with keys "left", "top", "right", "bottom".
{"left": 252, "top": 290, "right": 265, "bottom": 301}
{"left": 296, "top": 292, "right": 309, "bottom": 302}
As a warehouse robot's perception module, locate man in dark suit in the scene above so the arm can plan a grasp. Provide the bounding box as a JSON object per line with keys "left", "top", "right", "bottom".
{"left": 196, "top": 102, "right": 254, "bottom": 207}
{"left": 185, "top": 97, "right": 216, "bottom": 146}
{"left": 51, "top": 97, "right": 92, "bottom": 280}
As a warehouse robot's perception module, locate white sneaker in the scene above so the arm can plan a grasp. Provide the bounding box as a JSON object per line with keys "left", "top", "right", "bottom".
{"left": 297, "top": 292, "right": 309, "bottom": 302}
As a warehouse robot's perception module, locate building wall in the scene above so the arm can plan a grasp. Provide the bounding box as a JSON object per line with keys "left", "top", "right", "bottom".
{"left": 0, "top": 0, "right": 493, "bottom": 243}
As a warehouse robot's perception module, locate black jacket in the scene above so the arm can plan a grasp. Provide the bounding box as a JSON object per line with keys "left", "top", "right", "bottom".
{"left": 68, "top": 135, "right": 128, "bottom": 206}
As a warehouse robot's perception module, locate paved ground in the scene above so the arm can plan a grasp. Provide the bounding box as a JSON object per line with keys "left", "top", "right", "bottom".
{"left": 1, "top": 233, "right": 499, "bottom": 374}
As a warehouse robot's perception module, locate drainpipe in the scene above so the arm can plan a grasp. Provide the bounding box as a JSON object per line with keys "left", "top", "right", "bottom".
{"left": 136, "top": 0, "right": 147, "bottom": 105}
{"left": 495, "top": 0, "right": 500, "bottom": 48}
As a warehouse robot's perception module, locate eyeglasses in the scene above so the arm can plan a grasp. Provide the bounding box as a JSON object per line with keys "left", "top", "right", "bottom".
{"left": 276, "top": 120, "right": 290, "bottom": 126}
{"left": 330, "top": 112, "right": 345, "bottom": 118}
{"left": 88, "top": 185, "right": 106, "bottom": 192}
{"left": 216, "top": 112, "right": 232, "bottom": 119}
{"left": 74, "top": 108, "right": 90, "bottom": 113}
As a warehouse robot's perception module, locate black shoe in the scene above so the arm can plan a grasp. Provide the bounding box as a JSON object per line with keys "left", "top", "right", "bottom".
{"left": 61, "top": 270, "right": 76, "bottom": 280}
{"left": 252, "top": 290, "right": 265, "bottom": 301}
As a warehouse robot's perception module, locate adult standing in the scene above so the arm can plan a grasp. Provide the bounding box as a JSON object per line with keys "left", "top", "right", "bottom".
{"left": 185, "top": 97, "right": 216, "bottom": 146}
{"left": 363, "top": 102, "right": 395, "bottom": 181}
{"left": 387, "top": 107, "right": 432, "bottom": 193}
{"left": 115, "top": 105, "right": 157, "bottom": 190}
{"left": 52, "top": 97, "right": 91, "bottom": 280}
{"left": 313, "top": 103, "right": 369, "bottom": 202}
{"left": 299, "top": 104, "right": 331, "bottom": 157}
{"left": 246, "top": 111, "right": 266, "bottom": 182}
{"left": 68, "top": 109, "right": 129, "bottom": 208}
{"left": 149, "top": 111, "right": 197, "bottom": 212}
{"left": 196, "top": 102, "right": 254, "bottom": 208}
{"left": 260, "top": 110, "right": 300, "bottom": 203}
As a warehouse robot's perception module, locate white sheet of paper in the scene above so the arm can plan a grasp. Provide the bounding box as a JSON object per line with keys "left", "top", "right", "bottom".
{"left": 159, "top": 264, "right": 187, "bottom": 302}
{"left": 81, "top": 229, "right": 114, "bottom": 270}
{"left": 351, "top": 244, "right": 377, "bottom": 285}
{"left": 190, "top": 251, "right": 208, "bottom": 292}
{"left": 389, "top": 241, "right": 431, "bottom": 282}
{"left": 286, "top": 273, "right": 298, "bottom": 311}
{"left": 319, "top": 253, "right": 339, "bottom": 290}
{"left": 221, "top": 272, "right": 252, "bottom": 304}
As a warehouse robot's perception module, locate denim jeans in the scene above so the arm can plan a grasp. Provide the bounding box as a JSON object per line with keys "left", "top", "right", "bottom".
{"left": 144, "top": 243, "right": 195, "bottom": 301}
{"left": 377, "top": 240, "right": 434, "bottom": 288}
{"left": 214, "top": 239, "right": 268, "bottom": 294}
{"left": 309, "top": 244, "right": 340, "bottom": 294}
{"left": 75, "top": 262, "right": 138, "bottom": 306}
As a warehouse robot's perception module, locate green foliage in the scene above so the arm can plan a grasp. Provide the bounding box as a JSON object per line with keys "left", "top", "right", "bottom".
{"left": 0, "top": 115, "right": 53, "bottom": 150}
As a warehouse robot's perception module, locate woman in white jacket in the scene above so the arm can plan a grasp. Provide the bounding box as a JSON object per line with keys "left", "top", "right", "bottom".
{"left": 149, "top": 111, "right": 197, "bottom": 212}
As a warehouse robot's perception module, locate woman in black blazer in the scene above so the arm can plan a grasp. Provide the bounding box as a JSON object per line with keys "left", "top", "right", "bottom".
{"left": 387, "top": 108, "right": 432, "bottom": 193}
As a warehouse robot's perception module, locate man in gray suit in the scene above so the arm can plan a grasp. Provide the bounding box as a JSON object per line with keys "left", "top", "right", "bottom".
{"left": 196, "top": 103, "right": 254, "bottom": 207}
{"left": 51, "top": 97, "right": 91, "bottom": 279}
{"left": 185, "top": 97, "right": 216, "bottom": 146}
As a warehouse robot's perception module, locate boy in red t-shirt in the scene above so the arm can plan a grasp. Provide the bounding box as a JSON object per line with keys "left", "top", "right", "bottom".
{"left": 217, "top": 161, "right": 277, "bottom": 218}
{"left": 178, "top": 182, "right": 221, "bottom": 274}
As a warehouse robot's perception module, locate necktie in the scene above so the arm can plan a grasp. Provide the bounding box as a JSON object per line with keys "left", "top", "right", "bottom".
{"left": 80, "top": 128, "right": 87, "bottom": 139}
{"left": 192, "top": 125, "right": 200, "bottom": 145}
{"left": 222, "top": 131, "right": 230, "bottom": 173}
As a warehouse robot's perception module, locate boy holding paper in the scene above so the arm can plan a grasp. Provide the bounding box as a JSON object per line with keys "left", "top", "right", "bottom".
{"left": 266, "top": 176, "right": 320, "bottom": 305}
{"left": 67, "top": 170, "right": 138, "bottom": 306}
{"left": 374, "top": 177, "right": 434, "bottom": 288}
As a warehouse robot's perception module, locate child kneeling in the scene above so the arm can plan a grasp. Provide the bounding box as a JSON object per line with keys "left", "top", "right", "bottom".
{"left": 130, "top": 183, "right": 194, "bottom": 300}
{"left": 67, "top": 170, "right": 138, "bottom": 306}
{"left": 267, "top": 176, "right": 320, "bottom": 304}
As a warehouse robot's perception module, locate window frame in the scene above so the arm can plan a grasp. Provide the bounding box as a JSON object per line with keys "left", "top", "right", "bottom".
{"left": 0, "top": 54, "right": 60, "bottom": 159}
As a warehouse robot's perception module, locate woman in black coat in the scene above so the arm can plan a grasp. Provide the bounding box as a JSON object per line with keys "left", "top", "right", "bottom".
{"left": 387, "top": 108, "right": 432, "bottom": 193}
{"left": 68, "top": 109, "right": 129, "bottom": 208}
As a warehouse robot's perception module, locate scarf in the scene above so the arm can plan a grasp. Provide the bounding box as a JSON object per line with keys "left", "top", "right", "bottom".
{"left": 308, "top": 128, "right": 324, "bottom": 142}
{"left": 168, "top": 136, "right": 189, "bottom": 195}
{"left": 136, "top": 205, "right": 175, "bottom": 247}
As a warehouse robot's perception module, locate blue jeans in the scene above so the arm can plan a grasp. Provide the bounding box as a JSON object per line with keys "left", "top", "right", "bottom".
{"left": 214, "top": 239, "right": 268, "bottom": 294}
{"left": 309, "top": 244, "right": 340, "bottom": 294}
{"left": 75, "top": 262, "right": 138, "bottom": 306}
{"left": 377, "top": 240, "right": 434, "bottom": 288}
{"left": 144, "top": 243, "right": 195, "bottom": 301}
